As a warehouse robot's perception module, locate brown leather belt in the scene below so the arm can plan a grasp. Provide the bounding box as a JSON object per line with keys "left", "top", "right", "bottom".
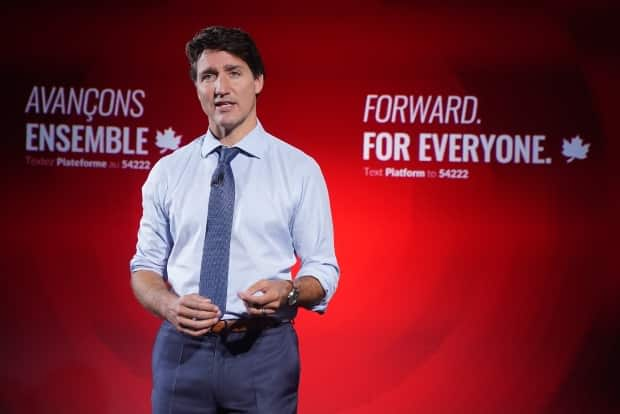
{"left": 210, "top": 317, "right": 288, "bottom": 334}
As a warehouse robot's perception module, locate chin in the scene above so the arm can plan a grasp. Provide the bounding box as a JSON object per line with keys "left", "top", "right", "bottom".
{"left": 216, "top": 118, "right": 242, "bottom": 132}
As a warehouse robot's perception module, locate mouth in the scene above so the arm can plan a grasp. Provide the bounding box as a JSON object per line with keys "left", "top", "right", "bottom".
{"left": 214, "top": 101, "right": 235, "bottom": 111}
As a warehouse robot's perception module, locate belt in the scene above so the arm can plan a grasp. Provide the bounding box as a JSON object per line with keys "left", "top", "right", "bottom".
{"left": 209, "top": 317, "right": 289, "bottom": 334}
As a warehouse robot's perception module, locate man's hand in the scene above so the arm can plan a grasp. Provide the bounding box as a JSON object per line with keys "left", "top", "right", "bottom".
{"left": 164, "top": 294, "right": 221, "bottom": 336}
{"left": 238, "top": 279, "right": 292, "bottom": 317}
{"left": 131, "top": 270, "right": 222, "bottom": 337}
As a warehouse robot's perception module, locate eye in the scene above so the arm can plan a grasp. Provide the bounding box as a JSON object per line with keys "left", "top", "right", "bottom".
{"left": 201, "top": 73, "right": 216, "bottom": 82}
{"left": 230, "top": 71, "right": 241, "bottom": 78}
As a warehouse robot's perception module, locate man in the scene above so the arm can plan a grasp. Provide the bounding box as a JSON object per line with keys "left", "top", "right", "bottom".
{"left": 130, "top": 26, "right": 339, "bottom": 414}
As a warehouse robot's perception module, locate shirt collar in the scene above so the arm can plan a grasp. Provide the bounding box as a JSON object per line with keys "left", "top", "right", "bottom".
{"left": 200, "top": 120, "right": 267, "bottom": 159}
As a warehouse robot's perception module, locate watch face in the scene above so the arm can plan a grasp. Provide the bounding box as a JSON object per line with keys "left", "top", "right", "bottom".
{"left": 288, "top": 287, "right": 299, "bottom": 306}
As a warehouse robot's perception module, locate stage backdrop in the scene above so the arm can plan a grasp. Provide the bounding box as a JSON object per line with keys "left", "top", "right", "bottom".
{"left": 2, "top": 1, "right": 618, "bottom": 413}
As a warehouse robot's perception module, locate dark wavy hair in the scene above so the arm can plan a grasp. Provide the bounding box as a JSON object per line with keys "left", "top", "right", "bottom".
{"left": 185, "top": 26, "right": 265, "bottom": 82}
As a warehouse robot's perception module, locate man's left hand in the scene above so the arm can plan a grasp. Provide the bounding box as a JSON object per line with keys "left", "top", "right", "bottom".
{"left": 238, "top": 279, "right": 293, "bottom": 316}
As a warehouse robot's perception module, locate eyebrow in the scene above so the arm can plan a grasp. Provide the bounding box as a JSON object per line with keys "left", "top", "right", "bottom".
{"left": 199, "top": 64, "right": 243, "bottom": 76}
{"left": 223, "top": 64, "right": 243, "bottom": 72}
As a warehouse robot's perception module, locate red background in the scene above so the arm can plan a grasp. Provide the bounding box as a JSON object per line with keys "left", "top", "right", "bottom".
{"left": 2, "top": 1, "right": 618, "bottom": 413}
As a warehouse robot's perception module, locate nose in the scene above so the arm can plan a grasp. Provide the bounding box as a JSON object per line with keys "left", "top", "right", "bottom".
{"left": 214, "top": 75, "right": 230, "bottom": 96}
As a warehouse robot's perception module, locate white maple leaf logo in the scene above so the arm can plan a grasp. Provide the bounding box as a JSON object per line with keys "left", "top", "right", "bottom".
{"left": 561, "top": 135, "right": 590, "bottom": 163}
{"left": 156, "top": 127, "right": 182, "bottom": 153}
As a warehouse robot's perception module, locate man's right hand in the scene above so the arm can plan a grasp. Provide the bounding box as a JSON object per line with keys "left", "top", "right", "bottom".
{"left": 163, "top": 294, "right": 222, "bottom": 336}
{"left": 131, "top": 270, "right": 221, "bottom": 337}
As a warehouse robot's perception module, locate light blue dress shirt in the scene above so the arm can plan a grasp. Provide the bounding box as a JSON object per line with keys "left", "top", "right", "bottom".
{"left": 130, "top": 122, "right": 340, "bottom": 319}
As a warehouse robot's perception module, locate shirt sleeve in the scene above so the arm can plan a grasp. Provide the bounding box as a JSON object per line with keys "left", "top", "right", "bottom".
{"left": 129, "top": 160, "right": 172, "bottom": 278}
{"left": 291, "top": 158, "right": 340, "bottom": 313}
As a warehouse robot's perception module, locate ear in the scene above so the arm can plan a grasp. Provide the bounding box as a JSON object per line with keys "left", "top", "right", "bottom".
{"left": 254, "top": 74, "right": 264, "bottom": 95}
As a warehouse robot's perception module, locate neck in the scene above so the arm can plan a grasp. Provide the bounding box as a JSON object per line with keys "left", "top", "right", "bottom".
{"left": 209, "top": 114, "right": 258, "bottom": 147}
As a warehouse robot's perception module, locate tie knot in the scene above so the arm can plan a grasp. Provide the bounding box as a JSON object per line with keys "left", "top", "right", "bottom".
{"left": 217, "top": 146, "right": 241, "bottom": 165}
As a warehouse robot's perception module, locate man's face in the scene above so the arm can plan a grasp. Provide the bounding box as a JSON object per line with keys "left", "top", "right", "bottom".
{"left": 195, "top": 49, "right": 264, "bottom": 136}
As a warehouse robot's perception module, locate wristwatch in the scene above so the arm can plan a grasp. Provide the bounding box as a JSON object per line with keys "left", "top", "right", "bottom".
{"left": 287, "top": 283, "right": 300, "bottom": 306}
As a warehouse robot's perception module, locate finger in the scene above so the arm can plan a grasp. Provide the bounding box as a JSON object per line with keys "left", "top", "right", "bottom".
{"left": 194, "top": 309, "right": 222, "bottom": 320}
{"left": 240, "top": 279, "right": 271, "bottom": 297}
{"left": 179, "top": 295, "right": 218, "bottom": 311}
{"left": 180, "top": 293, "right": 210, "bottom": 304}
{"left": 258, "top": 306, "right": 277, "bottom": 316}
{"left": 178, "top": 300, "right": 220, "bottom": 316}
{"left": 180, "top": 295, "right": 222, "bottom": 313}
{"left": 247, "top": 306, "right": 277, "bottom": 317}
{"left": 177, "top": 299, "right": 220, "bottom": 316}
{"left": 240, "top": 289, "right": 279, "bottom": 307}
{"left": 179, "top": 308, "right": 221, "bottom": 321}
{"left": 178, "top": 315, "right": 220, "bottom": 330}
{"left": 245, "top": 300, "right": 279, "bottom": 316}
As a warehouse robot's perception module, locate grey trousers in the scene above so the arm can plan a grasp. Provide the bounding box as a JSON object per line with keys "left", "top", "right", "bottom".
{"left": 151, "top": 320, "right": 300, "bottom": 414}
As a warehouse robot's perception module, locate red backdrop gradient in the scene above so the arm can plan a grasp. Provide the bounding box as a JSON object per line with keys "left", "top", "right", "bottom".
{"left": 1, "top": 1, "right": 618, "bottom": 413}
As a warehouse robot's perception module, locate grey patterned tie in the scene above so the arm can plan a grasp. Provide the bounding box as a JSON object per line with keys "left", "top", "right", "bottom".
{"left": 199, "top": 146, "right": 241, "bottom": 313}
